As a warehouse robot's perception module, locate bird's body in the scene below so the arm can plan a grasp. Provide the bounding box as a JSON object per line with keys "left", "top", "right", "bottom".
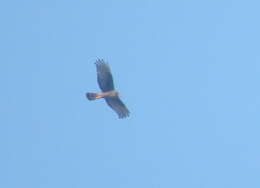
{"left": 86, "top": 90, "right": 119, "bottom": 100}
{"left": 86, "top": 59, "right": 129, "bottom": 118}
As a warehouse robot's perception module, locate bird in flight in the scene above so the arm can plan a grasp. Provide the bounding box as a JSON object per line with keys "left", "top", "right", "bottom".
{"left": 86, "top": 59, "right": 130, "bottom": 118}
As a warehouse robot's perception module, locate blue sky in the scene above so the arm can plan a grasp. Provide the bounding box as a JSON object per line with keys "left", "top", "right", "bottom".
{"left": 1, "top": 0, "right": 260, "bottom": 187}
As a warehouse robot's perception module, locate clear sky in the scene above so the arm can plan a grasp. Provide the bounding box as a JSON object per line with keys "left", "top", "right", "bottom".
{"left": 1, "top": 0, "right": 260, "bottom": 187}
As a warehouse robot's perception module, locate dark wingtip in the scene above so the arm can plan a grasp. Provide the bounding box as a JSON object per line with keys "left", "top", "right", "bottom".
{"left": 118, "top": 111, "right": 130, "bottom": 119}
{"left": 95, "top": 58, "right": 105, "bottom": 64}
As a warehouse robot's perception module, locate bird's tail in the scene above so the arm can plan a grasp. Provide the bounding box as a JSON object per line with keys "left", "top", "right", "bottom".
{"left": 86, "top": 92, "right": 98, "bottom": 100}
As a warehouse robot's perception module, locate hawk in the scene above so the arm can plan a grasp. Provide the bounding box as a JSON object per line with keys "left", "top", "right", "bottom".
{"left": 86, "top": 59, "right": 130, "bottom": 118}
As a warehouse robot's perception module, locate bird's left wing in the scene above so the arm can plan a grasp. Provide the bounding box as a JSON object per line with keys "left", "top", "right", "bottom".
{"left": 105, "top": 97, "right": 130, "bottom": 118}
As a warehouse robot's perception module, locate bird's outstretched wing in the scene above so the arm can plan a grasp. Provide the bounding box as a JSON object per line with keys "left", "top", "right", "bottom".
{"left": 95, "top": 59, "right": 115, "bottom": 92}
{"left": 105, "top": 97, "right": 130, "bottom": 118}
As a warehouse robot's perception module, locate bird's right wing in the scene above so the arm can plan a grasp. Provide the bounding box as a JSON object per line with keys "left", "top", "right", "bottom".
{"left": 95, "top": 59, "right": 115, "bottom": 92}
{"left": 105, "top": 97, "right": 130, "bottom": 118}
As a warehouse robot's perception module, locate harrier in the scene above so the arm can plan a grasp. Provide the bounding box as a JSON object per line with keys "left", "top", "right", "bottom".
{"left": 86, "top": 59, "right": 130, "bottom": 118}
